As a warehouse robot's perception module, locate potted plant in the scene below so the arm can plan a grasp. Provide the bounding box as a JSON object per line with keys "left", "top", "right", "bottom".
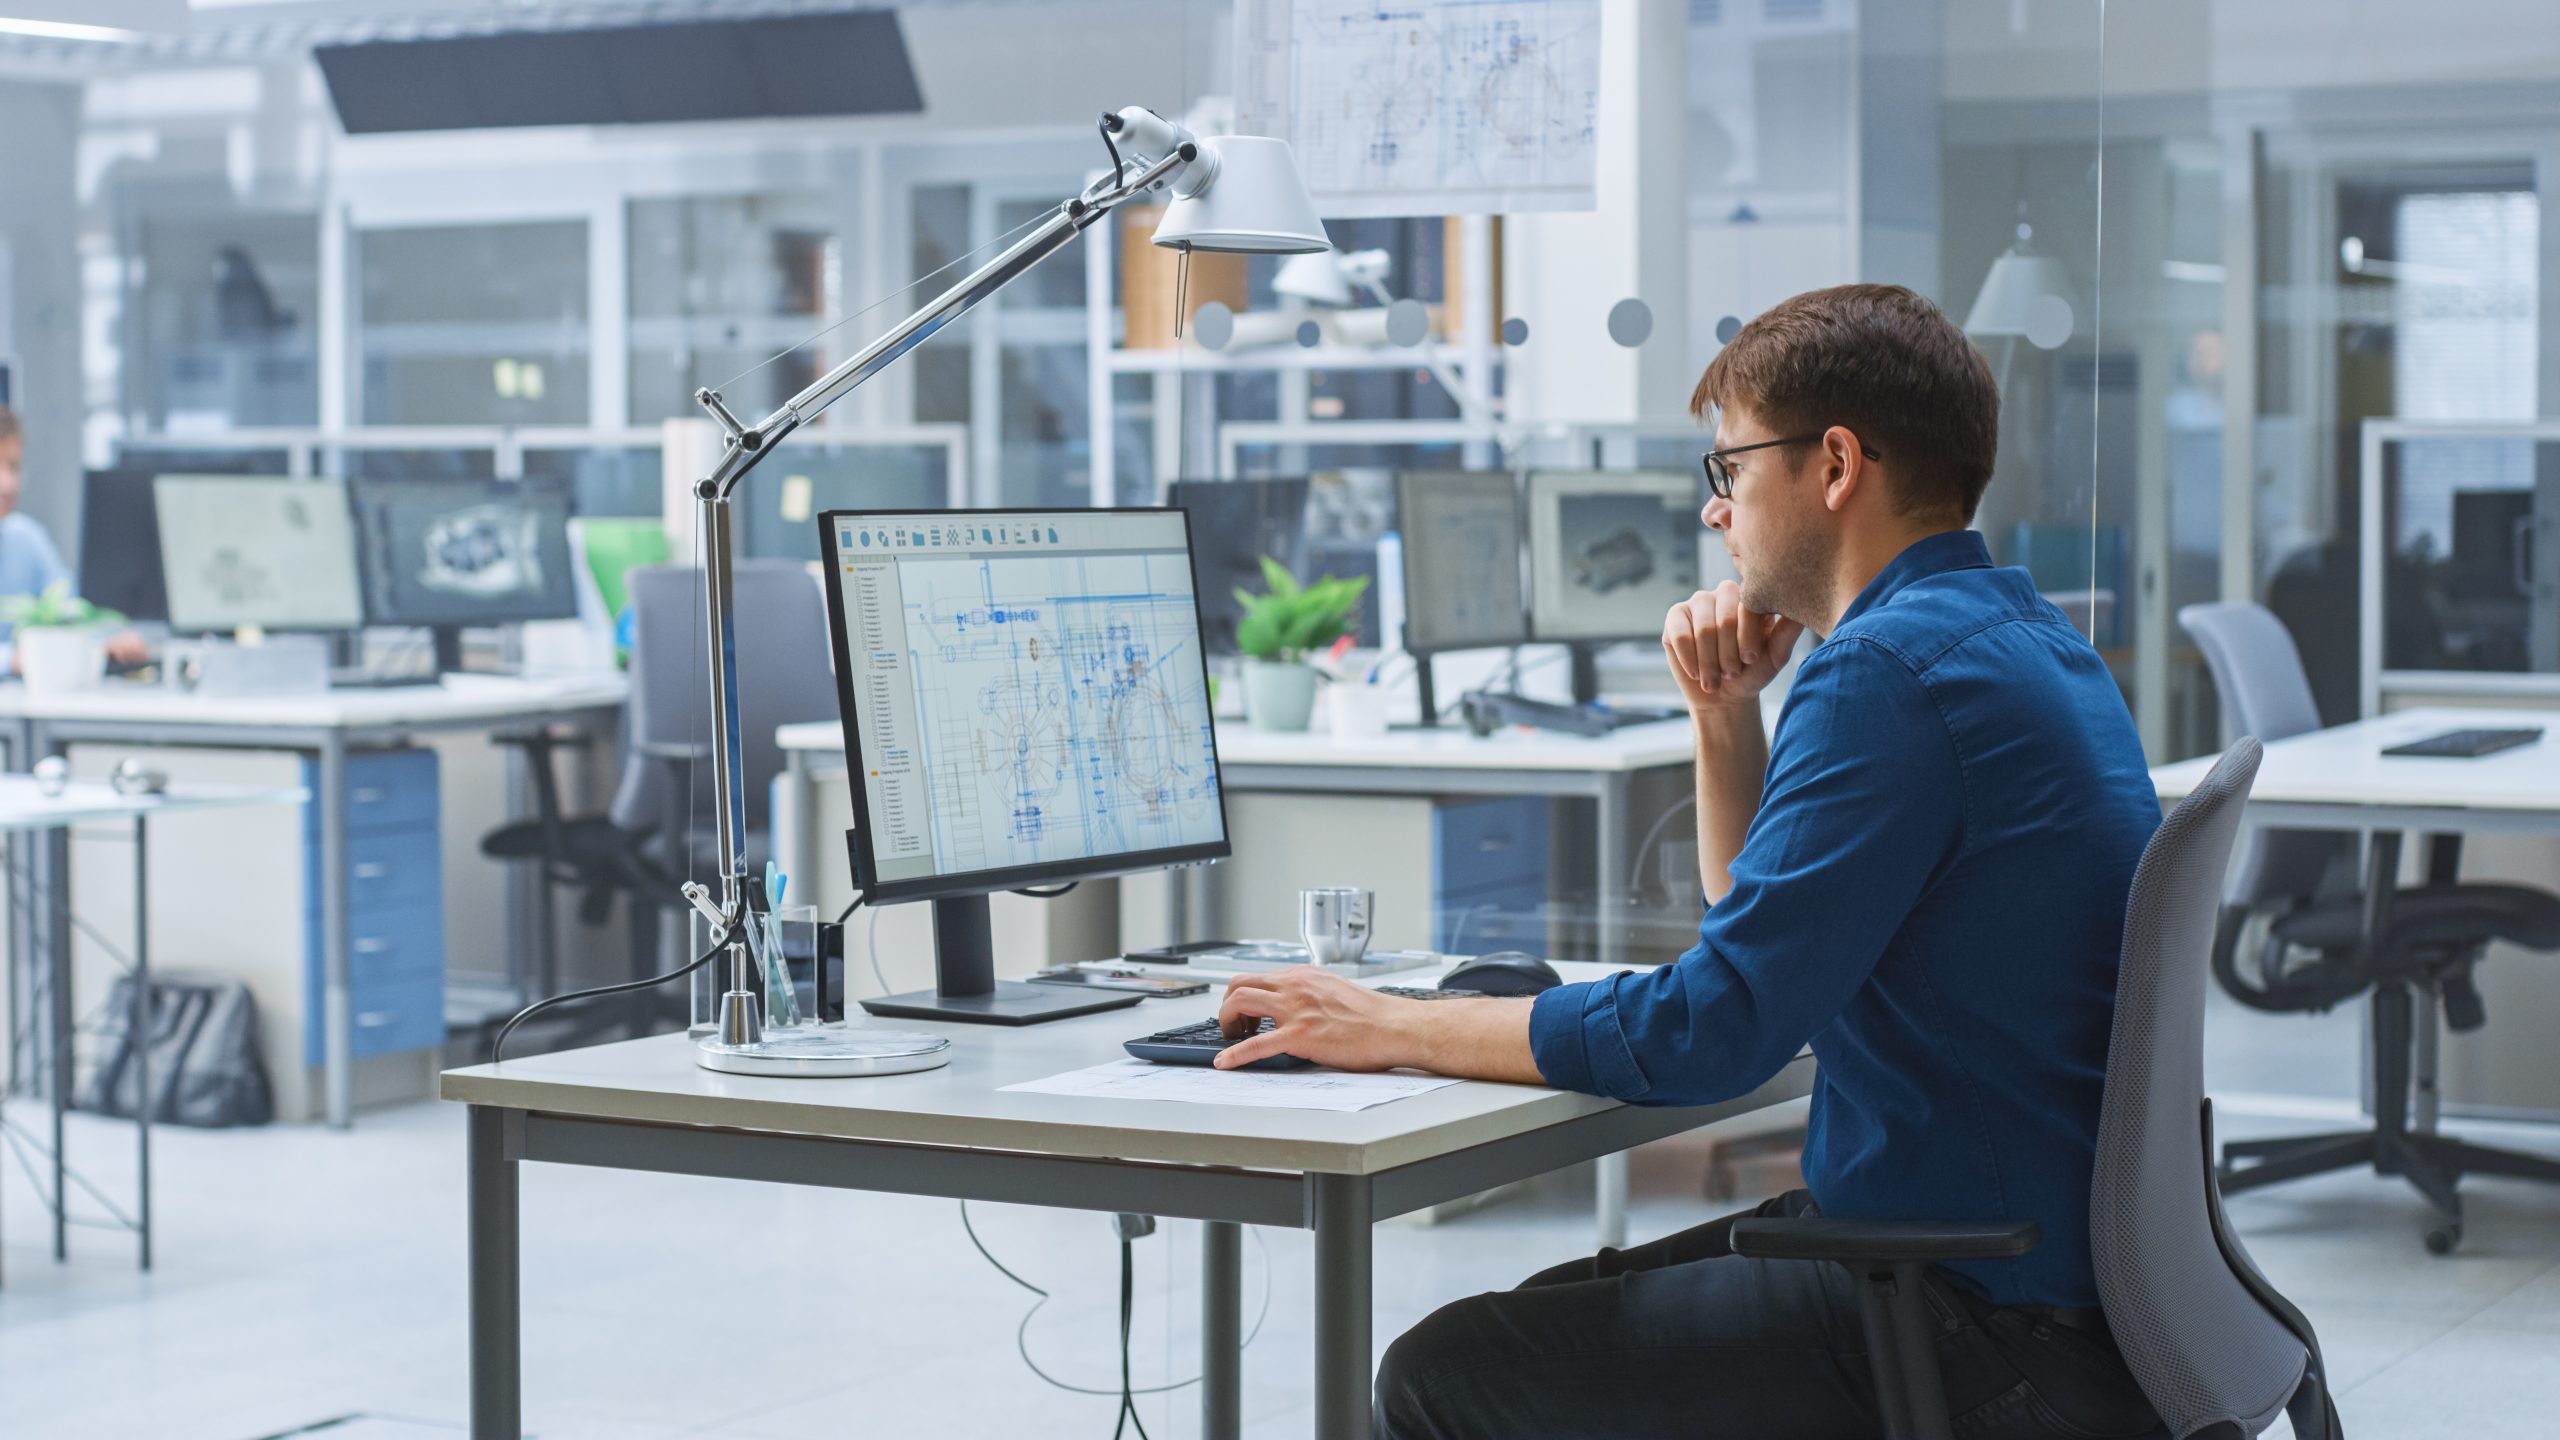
{"left": 1232, "top": 556, "right": 1367, "bottom": 732}
{"left": 6, "top": 583, "right": 122, "bottom": 695}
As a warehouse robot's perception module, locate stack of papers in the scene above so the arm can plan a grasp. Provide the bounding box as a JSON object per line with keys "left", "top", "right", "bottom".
{"left": 1002, "top": 1058, "right": 1461, "bottom": 1112}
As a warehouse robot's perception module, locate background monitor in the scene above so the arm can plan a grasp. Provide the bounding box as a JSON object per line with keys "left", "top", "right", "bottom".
{"left": 1169, "top": 477, "right": 1311, "bottom": 654}
{"left": 1525, "top": 470, "right": 1704, "bottom": 643}
{"left": 352, "top": 476, "right": 579, "bottom": 628}
{"left": 823, "top": 507, "right": 1230, "bottom": 901}
{"left": 80, "top": 470, "right": 169, "bottom": 624}
{"left": 1396, "top": 470, "right": 1528, "bottom": 653}
{"left": 154, "top": 475, "right": 365, "bottom": 633}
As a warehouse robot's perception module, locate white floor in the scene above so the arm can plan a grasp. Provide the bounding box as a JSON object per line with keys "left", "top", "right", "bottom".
{"left": 5, "top": 1040, "right": 2560, "bottom": 1438}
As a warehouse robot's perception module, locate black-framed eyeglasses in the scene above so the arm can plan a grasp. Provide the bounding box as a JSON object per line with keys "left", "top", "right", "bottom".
{"left": 1701, "top": 434, "right": 1882, "bottom": 500}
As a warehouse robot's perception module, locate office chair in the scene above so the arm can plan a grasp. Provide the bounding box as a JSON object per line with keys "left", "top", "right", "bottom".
{"left": 2181, "top": 602, "right": 2560, "bottom": 1252}
{"left": 1732, "top": 739, "right": 2343, "bottom": 1440}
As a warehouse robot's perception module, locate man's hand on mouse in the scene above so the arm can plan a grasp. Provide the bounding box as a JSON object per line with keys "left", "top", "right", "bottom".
{"left": 1212, "top": 966, "right": 1423, "bottom": 1072}
{"left": 1662, "top": 580, "right": 1803, "bottom": 715}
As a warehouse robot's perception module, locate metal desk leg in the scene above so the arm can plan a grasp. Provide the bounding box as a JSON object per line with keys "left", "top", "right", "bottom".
{"left": 782, "top": 749, "right": 814, "bottom": 891}
{"left": 320, "top": 734, "right": 354, "bottom": 1129}
{"left": 133, "top": 816, "right": 151, "bottom": 1272}
{"left": 1203, "top": 1219, "right": 1242, "bottom": 1440}
{"left": 1593, "top": 772, "right": 1632, "bottom": 1250}
{"left": 468, "top": 1106, "right": 522, "bottom": 1440}
{"left": 47, "top": 811, "right": 67, "bottom": 1262}
{"left": 1311, "top": 1173, "right": 1373, "bottom": 1440}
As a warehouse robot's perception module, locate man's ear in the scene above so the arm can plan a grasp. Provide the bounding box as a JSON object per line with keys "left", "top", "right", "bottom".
{"left": 1819, "top": 425, "right": 1868, "bottom": 514}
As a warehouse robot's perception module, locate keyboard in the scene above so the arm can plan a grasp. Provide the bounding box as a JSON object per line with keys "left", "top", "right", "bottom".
{"left": 2382, "top": 727, "right": 2544, "bottom": 759}
{"left": 1124, "top": 1017, "right": 1313, "bottom": 1071}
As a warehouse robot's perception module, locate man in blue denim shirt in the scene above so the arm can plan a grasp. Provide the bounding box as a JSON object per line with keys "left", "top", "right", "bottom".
{"left": 1214, "top": 285, "right": 2166, "bottom": 1437}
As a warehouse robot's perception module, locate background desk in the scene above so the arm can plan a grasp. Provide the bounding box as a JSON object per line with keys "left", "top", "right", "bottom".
{"left": 443, "top": 959, "right": 1816, "bottom": 1440}
{"left": 0, "top": 674, "right": 627, "bottom": 1128}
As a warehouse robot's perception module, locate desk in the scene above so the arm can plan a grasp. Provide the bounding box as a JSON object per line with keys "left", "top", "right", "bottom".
{"left": 0, "top": 673, "right": 628, "bottom": 1128}
{"left": 0, "top": 777, "right": 305, "bottom": 1279}
{"left": 773, "top": 714, "right": 1713, "bottom": 1247}
{"left": 443, "top": 959, "right": 1815, "bottom": 1440}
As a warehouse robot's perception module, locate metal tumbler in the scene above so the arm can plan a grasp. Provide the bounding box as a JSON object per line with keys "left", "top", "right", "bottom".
{"left": 1299, "top": 886, "right": 1375, "bottom": 967}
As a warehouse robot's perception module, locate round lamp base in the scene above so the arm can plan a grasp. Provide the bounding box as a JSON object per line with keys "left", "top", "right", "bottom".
{"left": 695, "top": 1022, "right": 952, "bottom": 1078}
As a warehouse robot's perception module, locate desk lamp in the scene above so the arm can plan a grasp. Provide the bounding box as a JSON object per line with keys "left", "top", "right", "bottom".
{"left": 684, "top": 109, "right": 1325, "bottom": 1077}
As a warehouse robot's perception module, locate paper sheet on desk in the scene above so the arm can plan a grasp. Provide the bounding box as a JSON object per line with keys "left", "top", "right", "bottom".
{"left": 1003, "top": 1059, "right": 1461, "bottom": 1112}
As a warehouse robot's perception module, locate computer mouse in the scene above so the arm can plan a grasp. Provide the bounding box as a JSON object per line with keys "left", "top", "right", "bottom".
{"left": 1439, "top": 951, "right": 1562, "bottom": 997}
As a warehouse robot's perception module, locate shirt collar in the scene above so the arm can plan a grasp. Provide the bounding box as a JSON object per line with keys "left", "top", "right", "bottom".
{"left": 1833, "top": 529, "right": 1992, "bottom": 630}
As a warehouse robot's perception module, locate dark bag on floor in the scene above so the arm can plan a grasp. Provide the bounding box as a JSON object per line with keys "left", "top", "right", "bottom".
{"left": 74, "top": 973, "right": 275, "bottom": 1128}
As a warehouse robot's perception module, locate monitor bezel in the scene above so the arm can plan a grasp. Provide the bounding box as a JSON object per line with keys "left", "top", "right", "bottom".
{"left": 1523, "top": 468, "right": 1707, "bottom": 645}
{"left": 1393, "top": 468, "right": 1531, "bottom": 655}
{"left": 153, "top": 474, "right": 367, "bottom": 635}
{"left": 817, "top": 505, "right": 1235, "bottom": 904}
{"left": 350, "top": 475, "right": 581, "bottom": 629}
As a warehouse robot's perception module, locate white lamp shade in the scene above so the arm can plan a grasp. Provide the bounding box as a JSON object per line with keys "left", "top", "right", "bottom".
{"left": 1964, "top": 248, "right": 2073, "bottom": 337}
{"left": 1152, "top": 136, "right": 1329, "bottom": 255}
{"left": 1273, "top": 251, "right": 1354, "bottom": 306}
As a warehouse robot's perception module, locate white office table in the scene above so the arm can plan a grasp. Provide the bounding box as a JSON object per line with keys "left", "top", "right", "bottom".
{"left": 0, "top": 778, "right": 306, "bottom": 1280}
{"left": 775, "top": 712, "right": 1712, "bottom": 1248}
{"left": 0, "top": 672, "right": 629, "bottom": 1128}
{"left": 443, "top": 959, "right": 1815, "bottom": 1440}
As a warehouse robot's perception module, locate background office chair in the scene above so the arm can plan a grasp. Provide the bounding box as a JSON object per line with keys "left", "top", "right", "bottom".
{"left": 1731, "top": 740, "right": 2342, "bottom": 1440}
{"left": 2180, "top": 602, "right": 2560, "bottom": 1252}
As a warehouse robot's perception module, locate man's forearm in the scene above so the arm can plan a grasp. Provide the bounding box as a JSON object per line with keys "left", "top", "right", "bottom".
{"left": 1410, "top": 999, "right": 1546, "bottom": 1085}
{"left": 1694, "top": 701, "right": 1769, "bottom": 904}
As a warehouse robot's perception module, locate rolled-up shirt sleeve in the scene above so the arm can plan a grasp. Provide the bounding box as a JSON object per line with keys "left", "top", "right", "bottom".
{"left": 1530, "top": 637, "right": 1964, "bottom": 1105}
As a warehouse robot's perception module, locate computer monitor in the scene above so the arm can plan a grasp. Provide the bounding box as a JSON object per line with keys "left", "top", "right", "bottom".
{"left": 153, "top": 475, "right": 365, "bottom": 634}
{"left": 821, "top": 507, "right": 1231, "bottom": 1024}
{"left": 1396, "top": 471, "right": 1528, "bottom": 654}
{"left": 1169, "top": 477, "right": 1311, "bottom": 655}
{"left": 352, "top": 477, "right": 579, "bottom": 631}
{"left": 1526, "top": 470, "right": 1703, "bottom": 701}
{"left": 80, "top": 471, "right": 169, "bottom": 624}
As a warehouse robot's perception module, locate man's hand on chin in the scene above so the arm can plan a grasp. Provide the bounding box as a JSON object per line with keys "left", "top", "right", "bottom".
{"left": 1211, "top": 966, "right": 1549, "bottom": 1086}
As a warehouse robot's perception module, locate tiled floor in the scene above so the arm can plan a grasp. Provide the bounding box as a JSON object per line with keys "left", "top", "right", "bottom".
{"left": 5, "top": 1012, "right": 2558, "bottom": 1438}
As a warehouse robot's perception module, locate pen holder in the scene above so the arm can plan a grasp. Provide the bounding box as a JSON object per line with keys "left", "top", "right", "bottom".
{"left": 1329, "top": 682, "right": 1392, "bottom": 739}
{"left": 758, "top": 905, "right": 817, "bottom": 1030}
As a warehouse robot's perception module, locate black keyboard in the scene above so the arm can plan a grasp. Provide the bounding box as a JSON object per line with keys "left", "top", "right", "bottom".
{"left": 2383, "top": 727, "right": 2545, "bottom": 759}
{"left": 1124, "top": 1017, "right": 1313, "bottom": 1071}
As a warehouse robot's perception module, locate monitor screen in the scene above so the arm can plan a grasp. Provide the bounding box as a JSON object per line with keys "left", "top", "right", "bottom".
{"left": 821, "top": 508, "right": 1231, "bottom": 901}
{"left": 1525, "top": 470, "right": 1703, "bottom": 643}
{"left": 154, "top": 476, "right": 365, "bottom": 633}
{"left": 352, "top": 477, "right": 578, "bottom": 628}
{"left": 1169, "top": 477, "right": 1312, "bottom": 655}
{"left": 1396, "top": 470, "right": 1528, "bottom": 653}
{"left": 80, "top": 471, "right": 168, "bottom": 624}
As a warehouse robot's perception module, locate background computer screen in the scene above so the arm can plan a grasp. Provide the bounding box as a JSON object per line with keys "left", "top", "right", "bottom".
{"left": 1396, "top": 470, "right": 1528, "bottom": 653}
{"left": 822, "top": 508, "right": 1230, "bottom": 899}
{"left": 1168, "top": 477, "right": 1311, "bottom": 655}
{"left": 80, "top": 470, "right": 169, "bottom": 623}
{"left": 154, "top": 475, "right": 365, "bottom": 633}
{"left": 1525, "top": 470, "right": 1704, "bottom": 642}
{"left": 352, "top": 477, "right": 578, "bottom": 627}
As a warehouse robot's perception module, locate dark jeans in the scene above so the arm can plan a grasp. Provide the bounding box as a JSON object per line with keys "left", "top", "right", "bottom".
{"left": 1374, "top": 1192, "right": 2164, "bottom": 1440}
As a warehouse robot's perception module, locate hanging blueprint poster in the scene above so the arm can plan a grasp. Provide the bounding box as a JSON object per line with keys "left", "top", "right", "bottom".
{"left": 1235, "top": 0, "right": 1602, "bottom": 218}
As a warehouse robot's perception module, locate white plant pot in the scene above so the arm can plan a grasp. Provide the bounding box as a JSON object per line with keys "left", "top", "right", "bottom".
{"left": 1241, "top": 659, "right": 1320, "bottom": 732}
{"left": 16, "top": 627, "right": 106, "bottom": 695}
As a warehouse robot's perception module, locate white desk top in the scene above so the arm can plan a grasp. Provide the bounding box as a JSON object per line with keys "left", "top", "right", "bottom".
{"left": 0, "top": 671, "right": 628, "bottom": 731}
{"left": 0, "top": 777, "right": 307, "bottom": 830}
{"left": 777, "top": 711, "right": 1716, "bottom": 775}
{"left": 444, "top": 959, "right": 1813, "bottom": 1175}
{"left": 2151, "top": 707, "right": 2560, "bottom": 815}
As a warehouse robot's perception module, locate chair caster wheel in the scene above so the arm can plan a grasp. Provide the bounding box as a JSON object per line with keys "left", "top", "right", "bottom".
{"left": 2424, "top": 1224, "right": 2461, "bottom": 1255}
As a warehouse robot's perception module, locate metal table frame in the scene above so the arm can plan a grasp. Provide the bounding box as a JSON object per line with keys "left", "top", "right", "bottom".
{"left": 463, "top": 1054, "right": 1811, "bottom": 1440}
{"left": 22, "top": 701, "right": 621, "bottom": 1129}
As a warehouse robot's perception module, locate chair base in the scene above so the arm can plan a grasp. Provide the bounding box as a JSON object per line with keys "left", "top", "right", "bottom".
{"left": 2220, "top": 1125, "right": 2560, "bottom": 1252}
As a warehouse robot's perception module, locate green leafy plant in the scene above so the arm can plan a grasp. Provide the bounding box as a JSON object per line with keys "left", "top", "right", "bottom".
{"left": 1233, "top": 556, "right": 1367, "bottom": 665}
{"left": 3, "top": 581, "right": 121, "bottom": 631}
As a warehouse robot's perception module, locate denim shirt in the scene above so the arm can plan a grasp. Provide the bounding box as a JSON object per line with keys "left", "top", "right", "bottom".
{"left": 0, "top": 511, "right": 73, "bottom": 669}
{"left": 1528, "top": 529, "right": 2160, "bottom": 1307}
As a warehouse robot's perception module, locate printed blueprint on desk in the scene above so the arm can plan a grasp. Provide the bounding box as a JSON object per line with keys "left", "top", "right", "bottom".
{"left": 849, "top": 533, "right": 1224, "bottom": 883}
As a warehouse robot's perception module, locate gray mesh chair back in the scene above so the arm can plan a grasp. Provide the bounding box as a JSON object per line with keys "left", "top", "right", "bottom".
{"left": 2177, "top": 602, "right": 2349, "bottom": 907}
{"left": 611, "top": 562, "right": 839, "bottom": 842}
{"left": 2093, "top": 737, "right": 2338, "bottom": 1438}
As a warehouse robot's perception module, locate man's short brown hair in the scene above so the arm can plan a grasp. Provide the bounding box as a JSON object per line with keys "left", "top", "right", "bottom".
{"left": 1691, "top": 283, "right": 1999, "bottom": 524}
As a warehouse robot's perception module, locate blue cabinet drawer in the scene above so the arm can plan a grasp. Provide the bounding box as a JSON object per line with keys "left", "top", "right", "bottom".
{"left": 1433, "top": 797, "right": 1550, "bottom": 896}
{"left": 305, "top": 975, "right": 446, "bottom": 1065}
{"left": 301, "top": 748, "right": 440, "bottom": 839}
{"left": 305, "top": 828, "right": 443, "bottom": 918}
{"left": 305, "top": 898, "right": 444, "bottom": 993}
{"left": 1433, "top": 883, "right": 1549, "bottom": 955}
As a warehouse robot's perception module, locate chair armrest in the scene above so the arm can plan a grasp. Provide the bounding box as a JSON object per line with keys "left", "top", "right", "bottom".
{"left": 1728, "top": 1216, "right": 2040, "bottom": 1264}
{"left": 633, "top": 740, "right": 712, "bottom": 762}
{"left": 489, "top": 726, "right": 594, "bottom": 751}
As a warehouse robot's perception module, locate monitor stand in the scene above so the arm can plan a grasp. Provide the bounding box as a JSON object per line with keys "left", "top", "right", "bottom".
{"left": 432, "top": 626, "right": 466, "bottom": 675}
{"left": 861, "top": 895, "right": 1141, "bottom": 1026}
{"left": 1568, "top": 644, "right": 1601, "bottom": 706}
